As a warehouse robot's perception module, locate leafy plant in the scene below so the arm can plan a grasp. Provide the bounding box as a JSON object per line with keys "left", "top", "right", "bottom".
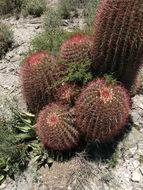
{"left": 83, "top": 0, "right": 99, "bottom": 30}
{"left": 0, "top": 23, "right": 13, "bottom": 58}
{"left": 0, "top": 0, "right": 23, "bottom": 15}
{"left": 30, "top": 28, "right": 71, "bottom": 56}
{"left": 57, "top": 0, "right": 84, "bottom": 19}
{"left": 0, "top": 110, "right": 53, "bottom": 184}
{"left": 57, "top": 59, "right": 93, "bottom": 86}
{"left": 43, "top": 8, "right": 62, "bottom": 29}
{"left": 21, "top": 0, "right": 46, "bottom": 17}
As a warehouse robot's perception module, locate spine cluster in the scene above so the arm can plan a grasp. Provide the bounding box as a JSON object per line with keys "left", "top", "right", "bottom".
{"left": 75, "top": 78, "right": 130, "bottom": 142}
{"left": 92, "top": 0, "right": 143, "bottom": 90}
{"left": 20, "top": 51, "right": 56, "bottom": 113}
{"left": 35, "top": 103, "right": 79, "bottom": 151}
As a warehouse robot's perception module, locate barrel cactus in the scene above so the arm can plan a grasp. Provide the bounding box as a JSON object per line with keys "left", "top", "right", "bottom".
{"left": 130, "top": 73, "right": 142, "bottom": 96}
{"left": 75, "top": 78, "right": 130, "bottom": 143}
{"left": 55, "top": 82, "right": 81, "bottom": 106}
{"left": 59, "top": 33, "right": 93, "bottom": 65}
{"left": 20, "top": 51, "right": 56, "bottom": 113}
{"left": 92, "top": 0, "right": 143, "bottom": 90}
{"left": 35, "top": 103, "right": 79, "bottom": 151}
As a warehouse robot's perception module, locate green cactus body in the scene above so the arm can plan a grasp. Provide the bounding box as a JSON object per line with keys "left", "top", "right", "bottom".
{"left": 59, "top": 33, "right": 93, "bottom": 64}
{"left": 20, "top": 51, "right": 56, "bottom": 113}
{"left": 75, "top": 78, "right": 130, "bottom": 143}
{"left": 92, "top": 0, "right": 143, "bottom": 90}
{"left": 35, "top": 103, "right": 79, "bottom": 151}
{"left": 55, "top": 82, "right": 81, "bottom": 106}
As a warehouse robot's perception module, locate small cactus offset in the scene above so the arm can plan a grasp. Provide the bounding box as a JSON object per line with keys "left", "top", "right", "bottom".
{"left": 59, "top": 33, "right": 93, "bottom": 65}
{"left": 55, "top": 82, "right": 81, "bottom": 106}
{"left": 75, "top": 78, "right": 130, "bottom": 143}
{"left": 20, "top": 51, "right": 56, "bottom": 113}
{"left": 35, "top": 103, "right": 79, "bottom": 151}
{"left": 92, "top": 0, "right": 143, "bottom": 90}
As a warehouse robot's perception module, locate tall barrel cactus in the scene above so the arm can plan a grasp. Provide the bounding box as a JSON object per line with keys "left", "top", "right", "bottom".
{"left": 75, "top": 78, "right": 130, "bottom": 143}
{"left": 92, "top": 0, "right": 143, "bottom": 90}
{"left": 59, "top": 33, "right": 93, "bottom": 64}
{"left": 35, "top": 103, "right": 79, "bottom": 151}
{"left": 20, "top": 51, "right": 56, "bottom": 113}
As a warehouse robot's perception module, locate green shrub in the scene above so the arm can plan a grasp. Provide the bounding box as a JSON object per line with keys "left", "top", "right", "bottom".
{"left": 30, "top": 28, "right": 71, "bottom": 56}
{"left": 0, "top": 23, "right": 13, "bottom": 58}
{"left": 21, "top": 0, "right": 46, "bottom": 17}
{"left": 58, "top": 60, "right": 93, "bottom": 86}
{"left": 57, "top": 0, "right": 86, "bottom": 19}
{"left": 0, "top": 0, "right": 14, "bottom": 15}
{"left": 43, "top": 8, "right": 62, "bottom": 28}
{"left": 0, "top": 0, "right": 23, "bottom": 15}
{"left": 83, "top": 0, "right": 99, "bottom": 29}
{"left": 0, "top": 110, "right": 52, "bottom": 183}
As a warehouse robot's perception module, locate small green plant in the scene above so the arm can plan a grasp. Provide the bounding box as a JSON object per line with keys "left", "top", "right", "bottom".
{"left": 0, "top": 110, "right": 53, "bottom": 184}
{"left": 106, "top": 149, "right": 119, "bottom": 168}
{"left": 0, "top": 23, "right": 13, "bottom": 58}
{"left": 21, "top": 0, "right": 46, "bottom": 17}
{"left": 57, "top": 0, "right": 84, "bottom": 19}
{"left": 83, "top": 0, "right": 99, "bottom": 30}
{"left": 57, "top": 60, "right": 93, "bottom": 86}
{"left": 104, "top": 74, "right": 117, "bottom": 83}
{"left": 43, "top": 8, "right": 62, "bottom": 29}
{"left": 30, "top": 28, "right": 71, "bottom": 56}
{"left": 0, "top": 0, "right": 23, "bottom": 15}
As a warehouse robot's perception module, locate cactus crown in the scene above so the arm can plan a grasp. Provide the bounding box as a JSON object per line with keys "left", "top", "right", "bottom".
{"left": 55, "top": 82, "right": 80, "bottom": 106}
{"left": 36, "top": 103, "right": 80, "bottom": 151}
{"left": 75, "top": 78, "right": 130, "bottom": 142}
{"left": 59, "top": 33, "right": 93, "bottom": 64}
{"left": 23, "top": 51, "right": 52, "bottom": 67}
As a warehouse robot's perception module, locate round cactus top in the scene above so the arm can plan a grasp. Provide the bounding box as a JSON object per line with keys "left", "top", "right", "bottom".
{"left": 61, "top": 33, "right": 92, "bottom": 47}
{"left": 23, "top": 51, "right": 53, "bottom": 67}
{"left": 47, "top": 113, "right": 59, "bottom": 126}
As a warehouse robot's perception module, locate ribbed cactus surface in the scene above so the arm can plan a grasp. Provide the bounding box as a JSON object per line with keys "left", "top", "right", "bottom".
{"left": 130, "top": 73, "right": 142, "bottom": 96}
{"left": 76, "top": 78, "right": 130, "bottom": 143}
{"left": 35, "top": 103, "right": 79, "bottom": 151}
{"left": 92, "top": 0, "right": 143, "bottom": 90}
{"left": 20, "top": 51, "right": 56, "bottom": 113}
{"left": 55, "top": 82, "right": 80, "bottom": 106}
{"left": 59, "top": 33, "right": 93, "bottom": 64}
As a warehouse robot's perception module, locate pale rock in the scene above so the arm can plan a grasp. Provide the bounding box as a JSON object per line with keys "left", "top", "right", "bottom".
{"left": 132, "top": 160, "right": 140, "bottom": 169}
{"left": 10, "top": 55, "right": 21, "bottom": 62}
{"left": 131, "top": 170, "right": 141, "bottom": 182}
{"left": 0, "top": 183, "right": 6, "bottom": 189}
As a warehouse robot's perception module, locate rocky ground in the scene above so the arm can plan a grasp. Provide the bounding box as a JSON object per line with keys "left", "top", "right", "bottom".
{"left": 0, "top": 9, "right": 143, "bottom": 190}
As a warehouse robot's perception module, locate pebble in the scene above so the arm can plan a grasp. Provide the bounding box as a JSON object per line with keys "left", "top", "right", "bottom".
{"left": 10, "top": 55, "right": 21, "bottom": 62}
{"left": 0, "top": 183, "right": 6, "bottom": 189}
{"left": 132, "top": 160, "right": 140, "bottom": 169}
{"left": 131, "top": 170, "right": 141, "bottom": 182}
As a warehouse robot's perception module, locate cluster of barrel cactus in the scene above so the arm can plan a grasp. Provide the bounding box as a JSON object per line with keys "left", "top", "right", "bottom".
{"left": 20, "top": 0, "right": 143, "bottom": 151}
